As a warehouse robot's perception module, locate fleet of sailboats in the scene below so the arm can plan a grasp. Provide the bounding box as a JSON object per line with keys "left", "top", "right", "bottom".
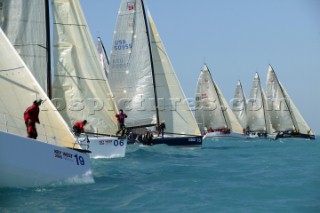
{"left": 108, "top": 0, "right": 202, "bottom": 146}
{"left": 0, "top": 0, "right": 316, "bottom": 188}
{"left": 195, "top": 64, "right": 248, "bottom": 142}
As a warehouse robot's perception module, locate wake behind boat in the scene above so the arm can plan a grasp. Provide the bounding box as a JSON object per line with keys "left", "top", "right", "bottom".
{"left": 203, "top": 131, "right": 248, "bottom": 140}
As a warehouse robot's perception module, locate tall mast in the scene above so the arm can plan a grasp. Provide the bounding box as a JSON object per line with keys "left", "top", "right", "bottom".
{"left": 256, "top": 73, "right": 268, "bottom": 132}
{"left": 45, "top": 0, "right": 52, "bottom": 99}
{"left": 141, "top": 0, "right": 160, "bottom": 126}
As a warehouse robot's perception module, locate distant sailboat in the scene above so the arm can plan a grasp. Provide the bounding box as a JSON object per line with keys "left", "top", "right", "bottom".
{"left": 108, "top": 0, "right": 202, "bottom": 146}
{"left": 195, "top": 64, "right": 247, "bottom": 141}
{"left": 97, "top": 37, "right": 110, "bottom": 79}
{"left": 0, "top": 27, "right": 93, "bottom": 188}
{"left": 52, "top": 0, "right": 127, "bottom": 158}
{"left": 246, "top": 72, "right": 277, "bottom": 139}
{"left": 231, "top": 80, "right": 247, "bottom": 130}
{"left": 266, "top": 65, "right": 315, "bottom": 139}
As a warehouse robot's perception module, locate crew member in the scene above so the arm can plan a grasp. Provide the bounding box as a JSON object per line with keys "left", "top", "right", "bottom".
{"left": 73, "top": 120, "right": 87, "bottom": 136}
{"left": 24, "top": 99, "right": 42, "bottom": 139}
{"left": 116, "top": 109, "right": 127, "bottom": 136}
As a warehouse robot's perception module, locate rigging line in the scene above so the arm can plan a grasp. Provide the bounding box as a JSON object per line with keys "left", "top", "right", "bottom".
{"left": 13, "top": 44, "right": 47, "bottom": 49}
{"left": 53, "top": 22, "right": 86, "bottom": 27}
{"left": 0, "top": 66, "right": 24, "bottom": 72}
{"left": 54, "top": 74, "right": 108, "bottom": 82}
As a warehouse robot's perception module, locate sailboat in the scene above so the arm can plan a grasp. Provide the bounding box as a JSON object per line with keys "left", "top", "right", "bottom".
{"left": 246, "top": 72, "right": 277, "bottom": 139}
{"left": 0, "top": 27, "right": 94, "bottom": 188}
{"left": 266, "top": 65, "right": 315, "bottom": 139}
{"left": 97, "top": 37, "right": 110, "bottom": 79}
{"left": 51, "top": 0, "right": 127, "bottom": 158}
{"left": 195, "top": 64, "right": 248, "bottom": 141}
{"left": 108, "top": 0, "right": 202, "bottom": 146}
{"left": 231, "top": 80, "right": 247, "bottom": 131}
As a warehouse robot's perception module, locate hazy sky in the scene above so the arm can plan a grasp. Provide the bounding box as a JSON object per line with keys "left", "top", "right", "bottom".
{"left": 80, "top": 0, "right": 320, "bottom": 134}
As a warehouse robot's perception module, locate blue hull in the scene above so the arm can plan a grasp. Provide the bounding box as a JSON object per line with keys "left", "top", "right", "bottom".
{"left": 128, "top": 134, "right": 202, "bottom": 146}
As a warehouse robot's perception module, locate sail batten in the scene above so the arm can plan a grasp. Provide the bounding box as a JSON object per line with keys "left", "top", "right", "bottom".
{"left": 0, "top": 0, "right": 48, "bottom": 93}
{"left": 109, "top": 0, "right": 157, "bottom": 127}
{"left": 0, "top": 27, "right": 79, "bottom": 149}
{"left": 52, "top": 0, "right": 118, "bottom": 135}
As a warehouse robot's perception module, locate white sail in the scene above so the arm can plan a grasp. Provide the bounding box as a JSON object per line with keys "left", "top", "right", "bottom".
{"left": 266, "top": 65, "right": 313, "bottom": 135}
{"left": 195, "top": 65, "right": 243, "bottom": 133}
{"left": 232, "top": 80, "right": 247, "bottom": 129}
{"left": 97, "top": 37, "right": 110, "bottom": 78}
{"left": 148, "top": 12, "right": 200, "bottom": 135}
{"left": 109, "top": 0, "right": 157, "bottom": 127}
{"left": 0, "top": 27, "right": 79, "bottom": 149}
{"left": 0, "top": 0, "right": 48, "bottom": 93}
{"left": 52, "top": 0, "right": 118, "bottom": 135}
{"left": 247, "top": 73, "right": 268, "bottom": 132}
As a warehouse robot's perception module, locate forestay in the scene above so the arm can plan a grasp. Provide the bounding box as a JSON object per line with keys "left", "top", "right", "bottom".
{"left": 0, "top": 28, "right": 79, "bottom": 149}
{"left": 52, "top": 0, "right": 118, "bottom": 135}
{"left": 0, "top": 0, "right": 48, "bottom": 93}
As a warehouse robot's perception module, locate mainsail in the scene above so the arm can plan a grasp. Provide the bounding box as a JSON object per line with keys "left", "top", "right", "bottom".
{"left": 0, "top": 27, "right": 79, "bottom": 149}
{"left": 247, "top": 72, "right": 273, "bottom": 133}
{"left": 148, "top": 12, "right": 200, "bottom": 135}
{"left": 109, "top": 0, "right": 157, "bottom": 127}
{"left": 266, "top": 65, "right": 313, "bottom": 135}
{"left": 232, "top": 80, "right": 247, "bottom": 129}
{"left": 195, "top": 64, "right": 243, "bottom": 133}
{"left": 0, "top": 0, "right": 49, "bottom": 94}
{"left": 109, "top": 0, "right": 199, "bottom": 135}
{"left": 52, "top": 0, "right": 118, "bottom": 135}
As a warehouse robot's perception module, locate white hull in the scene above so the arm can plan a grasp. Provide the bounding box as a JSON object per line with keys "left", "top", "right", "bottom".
{"left": 203, "top": 132, "right": 248, "bottom": 140}
{"left": 78, "top": 136, "right": 127, "bottom": 159}
{"left": 247, "top": 133, "right": 278, "bottom": 140}
{"left": 0, "top": 131, "right": 94, "bottom": 188}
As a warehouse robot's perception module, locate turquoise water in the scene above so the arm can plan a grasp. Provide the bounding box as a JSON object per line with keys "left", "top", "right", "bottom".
{"left": 1, "top": 138, "right": 320, "bottom": 213}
